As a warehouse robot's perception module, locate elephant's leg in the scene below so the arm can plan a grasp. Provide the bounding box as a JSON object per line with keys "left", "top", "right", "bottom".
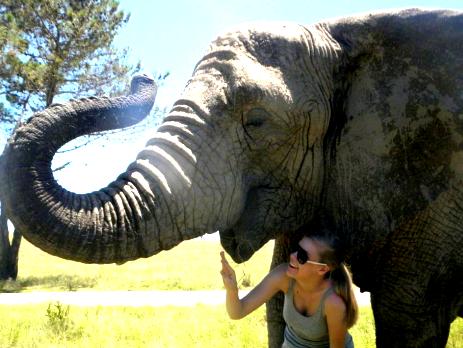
{"left": 371, "top": 291, "right": 455, "bottom": 348}
{"left": 266, "top": 233, "right": 291, "bottom": 348}
{"left": 371, "top": 191, "right": 463, "bottom": 348}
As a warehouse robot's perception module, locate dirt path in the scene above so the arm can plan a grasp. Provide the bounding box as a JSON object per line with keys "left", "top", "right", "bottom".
{"left": 0, "top": 288, "right": 371, "bottom": 307}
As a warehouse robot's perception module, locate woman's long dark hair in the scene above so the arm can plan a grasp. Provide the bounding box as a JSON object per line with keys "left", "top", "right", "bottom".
{"left": 298, "top": 225, "right": 359, "bottom": 328}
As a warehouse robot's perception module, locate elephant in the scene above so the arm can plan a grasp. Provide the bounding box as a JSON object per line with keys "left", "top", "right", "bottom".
{"left": 0, "top": 7, "right": 462, "bottom": 348}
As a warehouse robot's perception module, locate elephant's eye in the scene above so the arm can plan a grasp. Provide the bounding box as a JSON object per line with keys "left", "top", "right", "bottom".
{"left": 244, "top": 108, "right": 268, "bottom": 128}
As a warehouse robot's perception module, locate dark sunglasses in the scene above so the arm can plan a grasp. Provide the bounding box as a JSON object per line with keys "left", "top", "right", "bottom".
{"left": 295, "top": 245, "right": 327, "bottom": 266}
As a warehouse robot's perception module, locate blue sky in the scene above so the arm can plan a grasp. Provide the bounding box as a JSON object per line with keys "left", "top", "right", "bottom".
{"left": 7, "top": 1, "right": 463, "bottom": 194}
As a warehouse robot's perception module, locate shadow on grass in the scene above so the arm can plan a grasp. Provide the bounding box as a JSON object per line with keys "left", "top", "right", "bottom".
{"left": 0, "top": 275, "right": 98, "bottom": 293}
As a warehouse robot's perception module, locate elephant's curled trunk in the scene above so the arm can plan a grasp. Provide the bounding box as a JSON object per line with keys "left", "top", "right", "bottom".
{"left": 0, "top": 75, "right": 175, "bottom": 264}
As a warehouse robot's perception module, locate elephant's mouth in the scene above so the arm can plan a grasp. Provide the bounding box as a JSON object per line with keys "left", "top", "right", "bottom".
{"left": 219, "top": 225, "right": 272, "bottom": 263}
{"left": 219, "top": 184, "right": 309, "bottom": 263}
{"left": 219, "top": 187, "right": 275, "bottom": 263}
{"left": 219, "top": 229, "right": 271, "bottom": 263}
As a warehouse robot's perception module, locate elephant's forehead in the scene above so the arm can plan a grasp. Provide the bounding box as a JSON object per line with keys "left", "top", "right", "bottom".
{"left": 186, "top": 62, "right": 293, "bottom": 118}
{"left": 227, "top": 58, "right": 288, "bottom": 95}
{"left": 192, "top": 49, "right": 292, "bottom": 109}
{"left": 213, "top": 21, "right": 305, "bottom": 46}
{"left": 210, "top": 21, "right": 311, "bottom": 67}
{"left": 210, "top": 21, "right": 339, "bottom": 65}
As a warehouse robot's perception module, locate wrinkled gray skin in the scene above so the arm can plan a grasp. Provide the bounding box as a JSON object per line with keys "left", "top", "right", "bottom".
{"left": 1, "top": 8, "right": 462, "bottom": 348}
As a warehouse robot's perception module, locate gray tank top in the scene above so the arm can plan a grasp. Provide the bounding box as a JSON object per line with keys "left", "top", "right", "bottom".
{"left": 282, "top": 279, "right": 354, "bottom": 348}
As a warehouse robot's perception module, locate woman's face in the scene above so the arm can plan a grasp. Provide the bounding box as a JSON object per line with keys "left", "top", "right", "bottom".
{"left": 286, "top": 237, "right": 328, "bottom": 279}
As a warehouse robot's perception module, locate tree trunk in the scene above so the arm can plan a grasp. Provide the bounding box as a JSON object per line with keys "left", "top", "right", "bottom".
{"left": 0, "top": 199, "right": 20, "bottom": 280}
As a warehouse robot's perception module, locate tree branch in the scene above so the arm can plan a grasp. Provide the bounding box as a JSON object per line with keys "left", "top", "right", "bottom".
{"left": 52, "top": 161, "right": 71, "bottom": 172}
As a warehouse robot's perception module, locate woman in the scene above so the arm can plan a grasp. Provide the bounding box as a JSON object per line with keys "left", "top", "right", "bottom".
{"left": 220, "top": 231, "right": 358, "bottom": 348}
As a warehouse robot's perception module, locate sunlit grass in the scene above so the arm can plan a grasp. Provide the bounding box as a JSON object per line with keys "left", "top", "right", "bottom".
{"left": 1, "top": 237, "right": 274, "bottom": 292}
{"left": 0, "top": 303, "right": 460, "bottom": 347}
{"left": 0, "top": 303, "right": 268, "bottom": 348}
{"left": 447, "top": 317, "right": 463, "bottom": 348}
{"left": 1, "top": 238, "right": 462, "bottom": 347}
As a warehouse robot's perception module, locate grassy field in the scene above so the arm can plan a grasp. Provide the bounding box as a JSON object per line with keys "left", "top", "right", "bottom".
{"left": 0, "top": 303, "right": 269, "bottom": 348}
{"left": 1, "top": 237, "right": 274, "bottom": 292}
{"left": 0, "top": 238, "right": 462, "bottom": 347}
{"left": 0, "top": 303, "right": 461, "bottom": 348}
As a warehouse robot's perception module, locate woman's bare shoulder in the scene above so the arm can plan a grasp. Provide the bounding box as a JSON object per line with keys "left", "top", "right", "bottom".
{"left": 325, "top": 291, "right": 347, "bottom": 314}
{"left": 269, "top": 263, "right": 291, "bottom": 293}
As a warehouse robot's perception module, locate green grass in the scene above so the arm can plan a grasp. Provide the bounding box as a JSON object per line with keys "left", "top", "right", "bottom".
{"left": 447, "top": 318, "right": 463, "bottom": 348}
{"left": 0, "top": 303, "right": 461, "bottom": 348}
{"left": 0, "top": 238, "right": 462, "bottom": 347}
{"left": 1, "top": 237, "right": 275, "bottom": 292}
{"left": 349, "top": 310, "right": 463, "bottom": 348}
{"left": 0, "top": 303, "right": 268, "bottom": 348}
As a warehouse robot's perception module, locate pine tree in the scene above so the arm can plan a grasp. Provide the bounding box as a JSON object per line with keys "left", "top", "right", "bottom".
{"left": 0, "top": 0, "right": 139, "bottom": 118}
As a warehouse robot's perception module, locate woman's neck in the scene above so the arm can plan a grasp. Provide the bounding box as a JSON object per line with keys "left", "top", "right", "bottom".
{"left": 295, "top": 277, "right": 331, "bottom": 294}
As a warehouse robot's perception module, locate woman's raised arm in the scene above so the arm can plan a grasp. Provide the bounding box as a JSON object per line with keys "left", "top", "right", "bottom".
{"left": 220, "top": 251, "right": 289, "bottom": 319}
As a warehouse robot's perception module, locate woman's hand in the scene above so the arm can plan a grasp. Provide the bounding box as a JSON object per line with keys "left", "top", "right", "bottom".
{"left": 220, "top": 255, "right": 288, "bottom": 320}
{"left": 220, "top": 251, "right": 238, "bottom": 292}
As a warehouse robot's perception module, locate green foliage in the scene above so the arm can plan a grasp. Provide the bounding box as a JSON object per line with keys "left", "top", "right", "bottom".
{"left": 46, "top": 302, "right": 83, "bottom": 340}
{"left": 0, "top": 102, "right": 15, "bottom": 127}
{"left": 46, "top": 302, "right": 71, "bottom": 334}
{"left": 0, "top": 0, "right": 139, "bottom": 121}
{"left": 239, "top": 270, "right": 252, "bottom": 288}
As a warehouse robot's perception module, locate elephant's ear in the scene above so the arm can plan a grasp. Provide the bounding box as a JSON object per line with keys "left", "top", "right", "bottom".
{"left": 328, "top": 10, "right": 463, "bottom": 219}
{"left": 326, "top": 8, "right": 463, "bottom": 178}
{"left": 324, "top": 9, "right": 463, "bottom": 292}
{"left": 329, "top": 9, "right": 463, "bottom": 137}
